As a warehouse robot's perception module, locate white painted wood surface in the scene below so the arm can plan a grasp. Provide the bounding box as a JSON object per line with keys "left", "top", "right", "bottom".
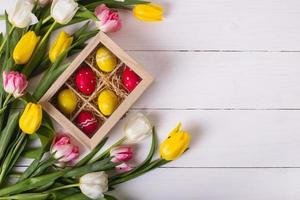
{"left": 2, "top": 0, "right": 300, "bottom": 199}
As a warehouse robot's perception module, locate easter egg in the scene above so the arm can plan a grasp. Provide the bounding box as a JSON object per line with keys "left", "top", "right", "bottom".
{"left": 98, "top": 89, "right": 118, "bottom": 116}
{"left": 122, "top": 66, "right": 141, "bottom": 92}
{"left": 76, "top": 111, "right": 98, "bottom": 137}
{"left": 96, "top": 47, "right": 117, "bottom": 73}
{"left": 57, "top": 89, "right": 77, "bottom": 114}
{"left": 75, "top": 66, "right": 97, "bottom": 95}
{"left": 75, "top": 66, "right": 96, "bottom": 96}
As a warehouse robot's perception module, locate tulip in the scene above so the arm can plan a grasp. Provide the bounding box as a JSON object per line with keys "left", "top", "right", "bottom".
{"left": 51, "top": 0, "right": 79, "bottom": 24}
{"left": 8, "top": 0, "right": 38, "bottom": 28}
{"left": 13, "top": 31, "right": 40, "bottom": 65}
{"left": 110, "top": 146, "right": 133, "bottom": 172}
{"left": 115, "top": 163, "right": 133, "bottom": 172}
{"left": 50, "top": 134, "right": 79, "bottom": 167}
{"left": 3, "top": 71, "right": 28, "bottom": 98}
{"left": 19, "top": 103, "right": 42, "bottom": 134}
{"left": 49, "top": 31, "right": 73, "bottom": 63}
{"left": 79, "top": 172, "right": 108, "bottom": 199}
{"left": 160, "top": 123, "right": 190, "bottom": 161}
{"left": 110, "top": 146, "right": 133, "bottom": 163}
{"left": 94, "top": 4, "right": 122, "bottom": 33}
{"left": 124, "top": 113, "right": 152, "bottom": 143}
{"left": 133, "top": 3, "right": 164, "bottom": 22}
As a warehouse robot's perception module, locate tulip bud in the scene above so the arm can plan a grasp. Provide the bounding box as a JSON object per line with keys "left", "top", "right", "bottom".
{"left": 79, "top": 172, "right": 108, "bottom": 199}
{"left": 13, "top": 31, "right": 40, "bottom": 65}
{"left": 50, "top": 134, "right": 79, "bottom": 167}
{"left": 115, "top": 163, "right": 133, "bottom": 172}
{"left": 51, "top": 0, "right": 79, "bottom": 24}
{"left": 49, "top": 31, "right": 73, "bottom": 63}
{"left": 19, "top": 103, "right": 42, "bottom": 134}
{"left": 133, "top": 3, "right": 164, "bottom": 22}
{"left": 94, "top": 4, "right": 122, "bottom": 33}
{"left": 160, "top": 123, "right": 190, "bottom": 161}
{"left": 3, "top": 71, "right": 28, "bottom": 98}
{"left": 110, "top": 146, "right": 133, "bottom": 163}
{"left": 8, "top": 0, "right": 38, "bottom": 28}
{"left": 124, "top": 113, "right": 152, "bottom": 143}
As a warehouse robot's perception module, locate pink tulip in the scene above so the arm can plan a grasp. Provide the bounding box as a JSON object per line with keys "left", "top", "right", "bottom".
{"left": 3, "top": 71, "right": 28, "bottom": 98}
{"left": 94, "top": 4, "right": 122, "bottom": 33}
{"left": 115, "top": 163, "right": 133, "bottom": 172}
{"left": 51, "top": 134, "right": 79, "bottom": 166}
{"left": 110, "top": 146, "right": 133, "bottom": 163}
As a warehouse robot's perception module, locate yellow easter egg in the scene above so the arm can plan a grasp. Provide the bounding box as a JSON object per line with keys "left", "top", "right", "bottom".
{"left": 58, "top": 89, "right": 77, "bottom": 114}
{"left": 96, "top": 47, "right": 117, "bottom": 73}
{"left": 98, "top": 89, "right": 118, "bottom": 116}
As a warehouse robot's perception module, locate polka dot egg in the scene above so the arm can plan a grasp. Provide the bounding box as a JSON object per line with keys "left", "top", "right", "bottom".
{"left": 122, "top": 66, "right": 141, "bottom": 92}
{"left": 75, "top": 66, "right": 96, "bottom": 96}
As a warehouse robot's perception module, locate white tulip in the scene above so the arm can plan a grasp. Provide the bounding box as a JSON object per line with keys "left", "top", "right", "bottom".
{"left": 51, "top": 0, "right": 78, "bottom": 24}
{"left": 8, "top": 0, "right": 38, "bottom": 28}
{"left": 79, "top": 172, "right": 108, "bottom": 199}
{"left": 124, "top": 113, "right": 152, "bottom": 143}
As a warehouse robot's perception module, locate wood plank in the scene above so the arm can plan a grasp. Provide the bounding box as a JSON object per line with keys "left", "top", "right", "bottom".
{"left": 110, "top": 168, "right": 300, "bottom": 200}
{"left": 126, "top": 51, "right": 300, "bottom": 109}
{"left": 3, "top": 0, "right": 300, "bottom": 50}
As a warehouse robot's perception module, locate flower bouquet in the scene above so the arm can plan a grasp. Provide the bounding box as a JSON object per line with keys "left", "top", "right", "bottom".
{"left": 0, "top": 0, "right": 190, "bottom": 199}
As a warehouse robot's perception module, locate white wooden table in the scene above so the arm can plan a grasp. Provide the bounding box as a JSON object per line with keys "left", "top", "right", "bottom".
{"left": 2, "top": 0, "right": 300, "bottom": 199}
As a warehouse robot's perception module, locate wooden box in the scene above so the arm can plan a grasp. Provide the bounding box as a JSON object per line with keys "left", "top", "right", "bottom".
{"left": 39, "top": 32, "right": 154, "bottom": 149}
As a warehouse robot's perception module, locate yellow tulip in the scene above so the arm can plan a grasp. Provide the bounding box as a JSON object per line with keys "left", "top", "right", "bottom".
{"left": 49, "top": 31, "right": 73, "bottom": 63}
{"left": 133, "top": 3, "right": 164, "bottom": 22}
{"left": 19, "top": 103, "right": 42, "bottom": 134}
{"left": 13, "top": 31, "right": 40, "bottom": 65}
{"left": 160, "top": 123, "right": 190, "bottom": 161}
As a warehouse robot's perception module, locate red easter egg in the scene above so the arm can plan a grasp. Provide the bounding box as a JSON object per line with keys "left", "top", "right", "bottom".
{"left": 75, "top": 111, "right": 98, "bottom": 137}
{"left": 75, "top": 66, "right": 96, "bottom": 95}
{"left": 122, "top": 66, "right": 141, "bottom": 92}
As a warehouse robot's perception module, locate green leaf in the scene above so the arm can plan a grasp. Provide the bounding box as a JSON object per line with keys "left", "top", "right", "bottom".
{"left": 0, "top": 133, "right": 27, "bottom": 185}
{"left": 0, "top": 33, "right": 3, "bottom": 47}
{"left": 100, "top": 195, "right": 119, "bottom": 200}
{"left": 61, "top": 193, "right": 91, "bottom": 200}
{"left": 33, "top": 62, "right": 69, "bottom": 100}
{"left": 19, "top": 159, "right": 41, "bottom": 181}
{"left": 36, "top": 125, "right": 55, "bottom": 154}
{"left": 0, "top": 193, "right": 53, "bottom": 200}
{"left": 76, "top": 137, "right": 108, "bottom": 167}
{"left": 22, "top": 148, "right": 41, "bottom": 159}
{"left": 41, "top": 18, "right": 88, "bottom": 34}
{"left": 30, "top": 157, "right": 57, "bottom": 177}
{"left": 76, "top": 6, "right": 98, "bottom": 21}
{"left": 73, "top": 22, "right": 90, "bottom": 41}
{"left": 0, "top": 170, "right": 66, "bottom": 196}
{"left": 30, "top": 57, "right": 51, "bottom": 77}
{"left": 0, "top": 111, "right": 20, "bottom": 161}
{"left": 64, "top": 157, "right": 118, "bottom": 178}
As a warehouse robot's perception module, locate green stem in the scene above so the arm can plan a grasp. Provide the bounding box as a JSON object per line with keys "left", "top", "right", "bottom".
{"left": 0, "top": 94, "right": 12, "bottom": 115}
{"left": 0, "top": 26, "right": 15, "bottom": 54}
{"left": 42, "top": 16, "right": 52, "bottom": 25}
{"left": 0, "top": 15, "right": 4, "bottom": 20}
{"left": 90, "top": 137, "right": 126, "bottom": 163}
{"left": 46, "top": 183, "right": 79, "bottom": 192}
{"left": 2, "top": 93, "right": 12, "bottom": 107}
{"left": 39, "top": 21, "right": 57, "bottom": 47}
